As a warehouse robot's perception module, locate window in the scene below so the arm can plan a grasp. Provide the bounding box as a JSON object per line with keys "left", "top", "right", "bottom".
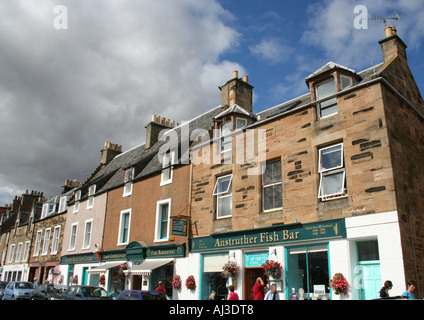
{"left": 42, "top": 228, "right": 52, "bottom": 256}
{"left": 160, "top": 152, "right": 175, "bottom": 186}
{"left": 213, "top": 174, "right": 232, "bottom": 219}
{"left": 41, "top": 203, "right": 49, "bottom": 219}
{"left": 15, "top": 242, "right": 23, "bottom": 262}
{"left": 118, "top": 209, "right": 131, "bottom": 245}
{"left": 316, "top": 78, "right": 337, "bottom": 118}
{"left": 82, "top": 220, "right": 93, "bottom": 249}
{"left": 87, "top": 185, "right": 96, "bottom": 209}
{"left": 73, "top": 190, "right": 81, "bottom": 213}
{"left": 236, "top": 118, "right": 247, "bottom": 130}
{"left": 123, "top": 167, "right": 135, "bottom": 196}
{"left": 69, "top": 223, "right": 78, "bottom": 251}
{"left": 22, "top": 241, "right": 30, "bottom": 262}
{"left": 340, "top": 75, "right": 353, "bottom": 90}
{"left": 51, "top": 226, "right": 61, "bottom": 254}
{"left": 318, "top": 143, "right": 347, "bottom": 201}
{"left": 221, "top": 120, "right": 232, "bottom": 153}
{"left": 8, "top": 244, "right": 15, "bottom": 263}
{"left": 59, "top": 196, "right": 67, "bottom": 213}
{"left": 262, "top": 160, "right": 283, "bottom": 211}
{"left": 155, "top": 199, "right": 171, "bottom": 241}
{"left": 34, "top": 230, "right": 43, "bottom": 256}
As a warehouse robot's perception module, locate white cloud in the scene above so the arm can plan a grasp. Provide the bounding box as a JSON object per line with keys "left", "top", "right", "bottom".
{"left": 0, "top": 0, "right": 242, "bottom": 204}
{"left": 249, "top": 38, "right": 293, "bottom": 64}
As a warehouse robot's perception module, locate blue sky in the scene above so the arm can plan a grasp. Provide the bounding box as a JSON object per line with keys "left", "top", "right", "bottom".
{"left": 216, "top": 0, "right": 424, "bottom": 111}
{"left": 0, "top": 0, "right": 423, "bottom": 205}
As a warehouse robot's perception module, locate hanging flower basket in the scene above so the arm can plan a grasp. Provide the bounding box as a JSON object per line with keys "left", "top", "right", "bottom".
{"left": 99, "top": 274, "right": 106, "bottom": 285}
{"left": 221, "top": 261, "right": 240, "bottom": 279}
{"left": 262, "top": 260, "right": 282, "bottom": 278}
{"left": 185, "top": 275, "right": 196, "bottom": 290}
{"left": 172, "top": 275, "right": 182, "bottom": 290}
{"left": 118, "top": 262, "right": 130, "bottom": 275}
{"left": 329, "top": 273, "right": 349, "bottom": 295}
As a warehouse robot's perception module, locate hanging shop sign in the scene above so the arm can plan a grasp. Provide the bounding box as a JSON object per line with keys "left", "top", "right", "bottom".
{"left": 190, "top": 219, "right": 346, "bottom": 252}
{"left": 171, "top": 216, "right": 189, "bottom": 236}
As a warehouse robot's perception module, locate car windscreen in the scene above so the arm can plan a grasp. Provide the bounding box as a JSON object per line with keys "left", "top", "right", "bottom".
{"left": 82, "top": 287, "right": 109, "bottom": 298}
{"left": 15, "top": 282, "right": 33, "bottom": 289}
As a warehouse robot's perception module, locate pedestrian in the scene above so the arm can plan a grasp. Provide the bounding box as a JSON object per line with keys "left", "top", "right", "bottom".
{"left": 252, "top": 277, "right": 264, "bottom": 300}
{"left": 402, "top": 280, "right": 416, "bottom": 299}
{"left": 155, "top": 281, "right": 167, "bottom": 295}
{"left": 33, "top": 278, "right": 39, "bottom": 288}
{"left": 227, "top": 285, "right": 239, "bottom": 300}
{"left": 264, "top": 283, "right": 280, "bottom": 300}
{"left": 379, "top": 280, "right": 393, "bottom": 298}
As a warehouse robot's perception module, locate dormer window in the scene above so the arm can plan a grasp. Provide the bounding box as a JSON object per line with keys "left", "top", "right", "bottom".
{"left": 316, "top": 78, "right": 338, "bottom": 119}
{"left": 73, "top": 190, "right": 81, "bottom": 213}
{"left": 86, "top": 185, "right": 96, "bottom": 209}
{"left": 220, "top": 120, "right": 232, "bottom": 153}
{"left": 41, "top": 203, "right": 49, "bottom": 219}
{"left": 58, "top": 196, "right": 67, "bottom": 213}
{"left": 123, "top": 167, "right": 135, "bottom": 197}
{"left": 161, "top": 151, "right": 175, "bottom": 186}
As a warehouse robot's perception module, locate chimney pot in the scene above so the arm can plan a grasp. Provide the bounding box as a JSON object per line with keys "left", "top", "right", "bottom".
{"left": 243, "top": 75, "right": 249, "bottom": 83}
{"left": 233, "top": 70, "right": 238, "bottom": 79}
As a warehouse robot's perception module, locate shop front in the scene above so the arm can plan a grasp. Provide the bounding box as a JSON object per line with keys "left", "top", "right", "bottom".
{"left": 190, "top": 219, "right": 346, "bottom": 300}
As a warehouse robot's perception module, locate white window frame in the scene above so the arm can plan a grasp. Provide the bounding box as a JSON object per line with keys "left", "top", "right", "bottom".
{"left": 82, "top": 219, "right": 93, "bottom": 250}
{"left": 155, "top": 199, "right": 171, "bottom": 242}
{"left": 41, "top": 203, "right": 49, "bottom": 219}
{"left": 58, "top": 196, "right": 67, "bottom": 213}
{"left": 262, "top": 159, "right": 283, "bottom": 212}
{"left": 220, "top": 120, "right": 232, "bottom": 153}
{"left": 42, "top": 228, "right": 52, "bottom": 256}
{"left": 69, "top": 223, "right": 78, "bottom": 251}
{"left": 118, "top": 209, "right": 131, "bottom": 246}
{"left": 213, "top": 174, "right": 233, "bottom": 219}
{"left": 15, "top": 242, "right": 23, "bottom": 262}
{"left": 73, "top": 190, "right": 81, "bottom": 213}
{"left": 123, "top": 167, "right": 135, "bottom": 197}
{"left": 51, "top": 225, "right": 61, "bottom": 254}
{"left": 236, "top": 117, "right": 247, "bottom": 130}
{"left": 87, "top": 185, "right": 96, "bottom": 209}
{"left": 33, "top": 230, "right": 43, "bottom": 256}
{"left": 160, "top": 152, "right": 175, "bottom": 186}
{"left": 8, "top": 244, "right": 15, "bottom": 263}
{"left": 318, "top": 143, "right": 347, "bottom": 201}
{"left": 316, "top": 78, "right": 338, "bottom": 119}
{"left": 22, "top": 241, "right": 30, "bottom": 262}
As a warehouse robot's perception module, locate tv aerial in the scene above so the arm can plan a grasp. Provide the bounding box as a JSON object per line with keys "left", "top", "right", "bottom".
{"left": 369, "top": 12, "right": 400, "bottom": 26}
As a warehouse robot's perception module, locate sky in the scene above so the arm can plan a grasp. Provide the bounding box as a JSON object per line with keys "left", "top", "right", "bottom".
{"left": 0, "top": 0, "right": 423, "bottom": 206}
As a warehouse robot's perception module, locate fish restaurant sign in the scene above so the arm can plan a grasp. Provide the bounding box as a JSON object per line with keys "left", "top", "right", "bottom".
{"left": 190, "top": 219, "right": 346, "bottom": 252}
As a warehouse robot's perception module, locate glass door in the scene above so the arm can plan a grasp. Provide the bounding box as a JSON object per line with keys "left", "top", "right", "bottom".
{"left": 286, "top": 245, "right": 329, "bottom": 300}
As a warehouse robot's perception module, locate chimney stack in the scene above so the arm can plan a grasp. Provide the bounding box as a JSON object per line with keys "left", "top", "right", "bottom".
{"left": 219, "top": 70, "right": 254, "bottom": 112}
{"left": 145, "top": 115, "right": 177, "bottom": 150}
{"left": 100, "top": 141, "right": 122, "bottom": 167}
{"left": 379, "top": 25, "right": 407, "bottom": 63}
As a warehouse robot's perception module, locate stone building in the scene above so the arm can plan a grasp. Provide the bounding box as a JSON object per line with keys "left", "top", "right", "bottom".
{"left": 188, "top": 27, "right": 424, "bottom": 300}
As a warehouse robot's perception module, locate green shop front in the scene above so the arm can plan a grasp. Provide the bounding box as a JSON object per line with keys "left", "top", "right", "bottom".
{"left": 190, "top": 219, "right": 346, "bottom": 300}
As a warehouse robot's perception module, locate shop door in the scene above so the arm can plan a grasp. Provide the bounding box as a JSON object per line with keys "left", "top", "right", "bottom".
{"left": 356, "top": 240, "right": 380, "bottom": 300}
{"left": 244, "top": 268, "right": 266, "bottom": 300}
{"left": 357, "top": 263, "right": 381, "bottom": 300}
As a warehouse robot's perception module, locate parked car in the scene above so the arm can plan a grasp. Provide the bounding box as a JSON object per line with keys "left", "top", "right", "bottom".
{"left": 61, "top": 285, "right": 114, "bottom": 300}
{"left": 2, "top": 281, "right": 33, "bottom": 300}
{"left": 33, "top": 284, "right": 68, "bottom": 300}
{"left": 115, "top": 290, "right": 169, "bottom": 300}
{"left": 0, "top": 281, "right": 8, "bottom": 299}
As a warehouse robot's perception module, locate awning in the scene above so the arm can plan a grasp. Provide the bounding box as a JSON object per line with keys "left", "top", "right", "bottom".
{"left": 87, "top": 261, "right": 126, "bottom": 274}
{"left": 126, "top": 258, "right": 173, "bottom": 276}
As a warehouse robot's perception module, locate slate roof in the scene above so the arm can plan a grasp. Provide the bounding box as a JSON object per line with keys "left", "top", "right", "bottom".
{"left": 77, "top": 60, "right": 386, "bottom": 197}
